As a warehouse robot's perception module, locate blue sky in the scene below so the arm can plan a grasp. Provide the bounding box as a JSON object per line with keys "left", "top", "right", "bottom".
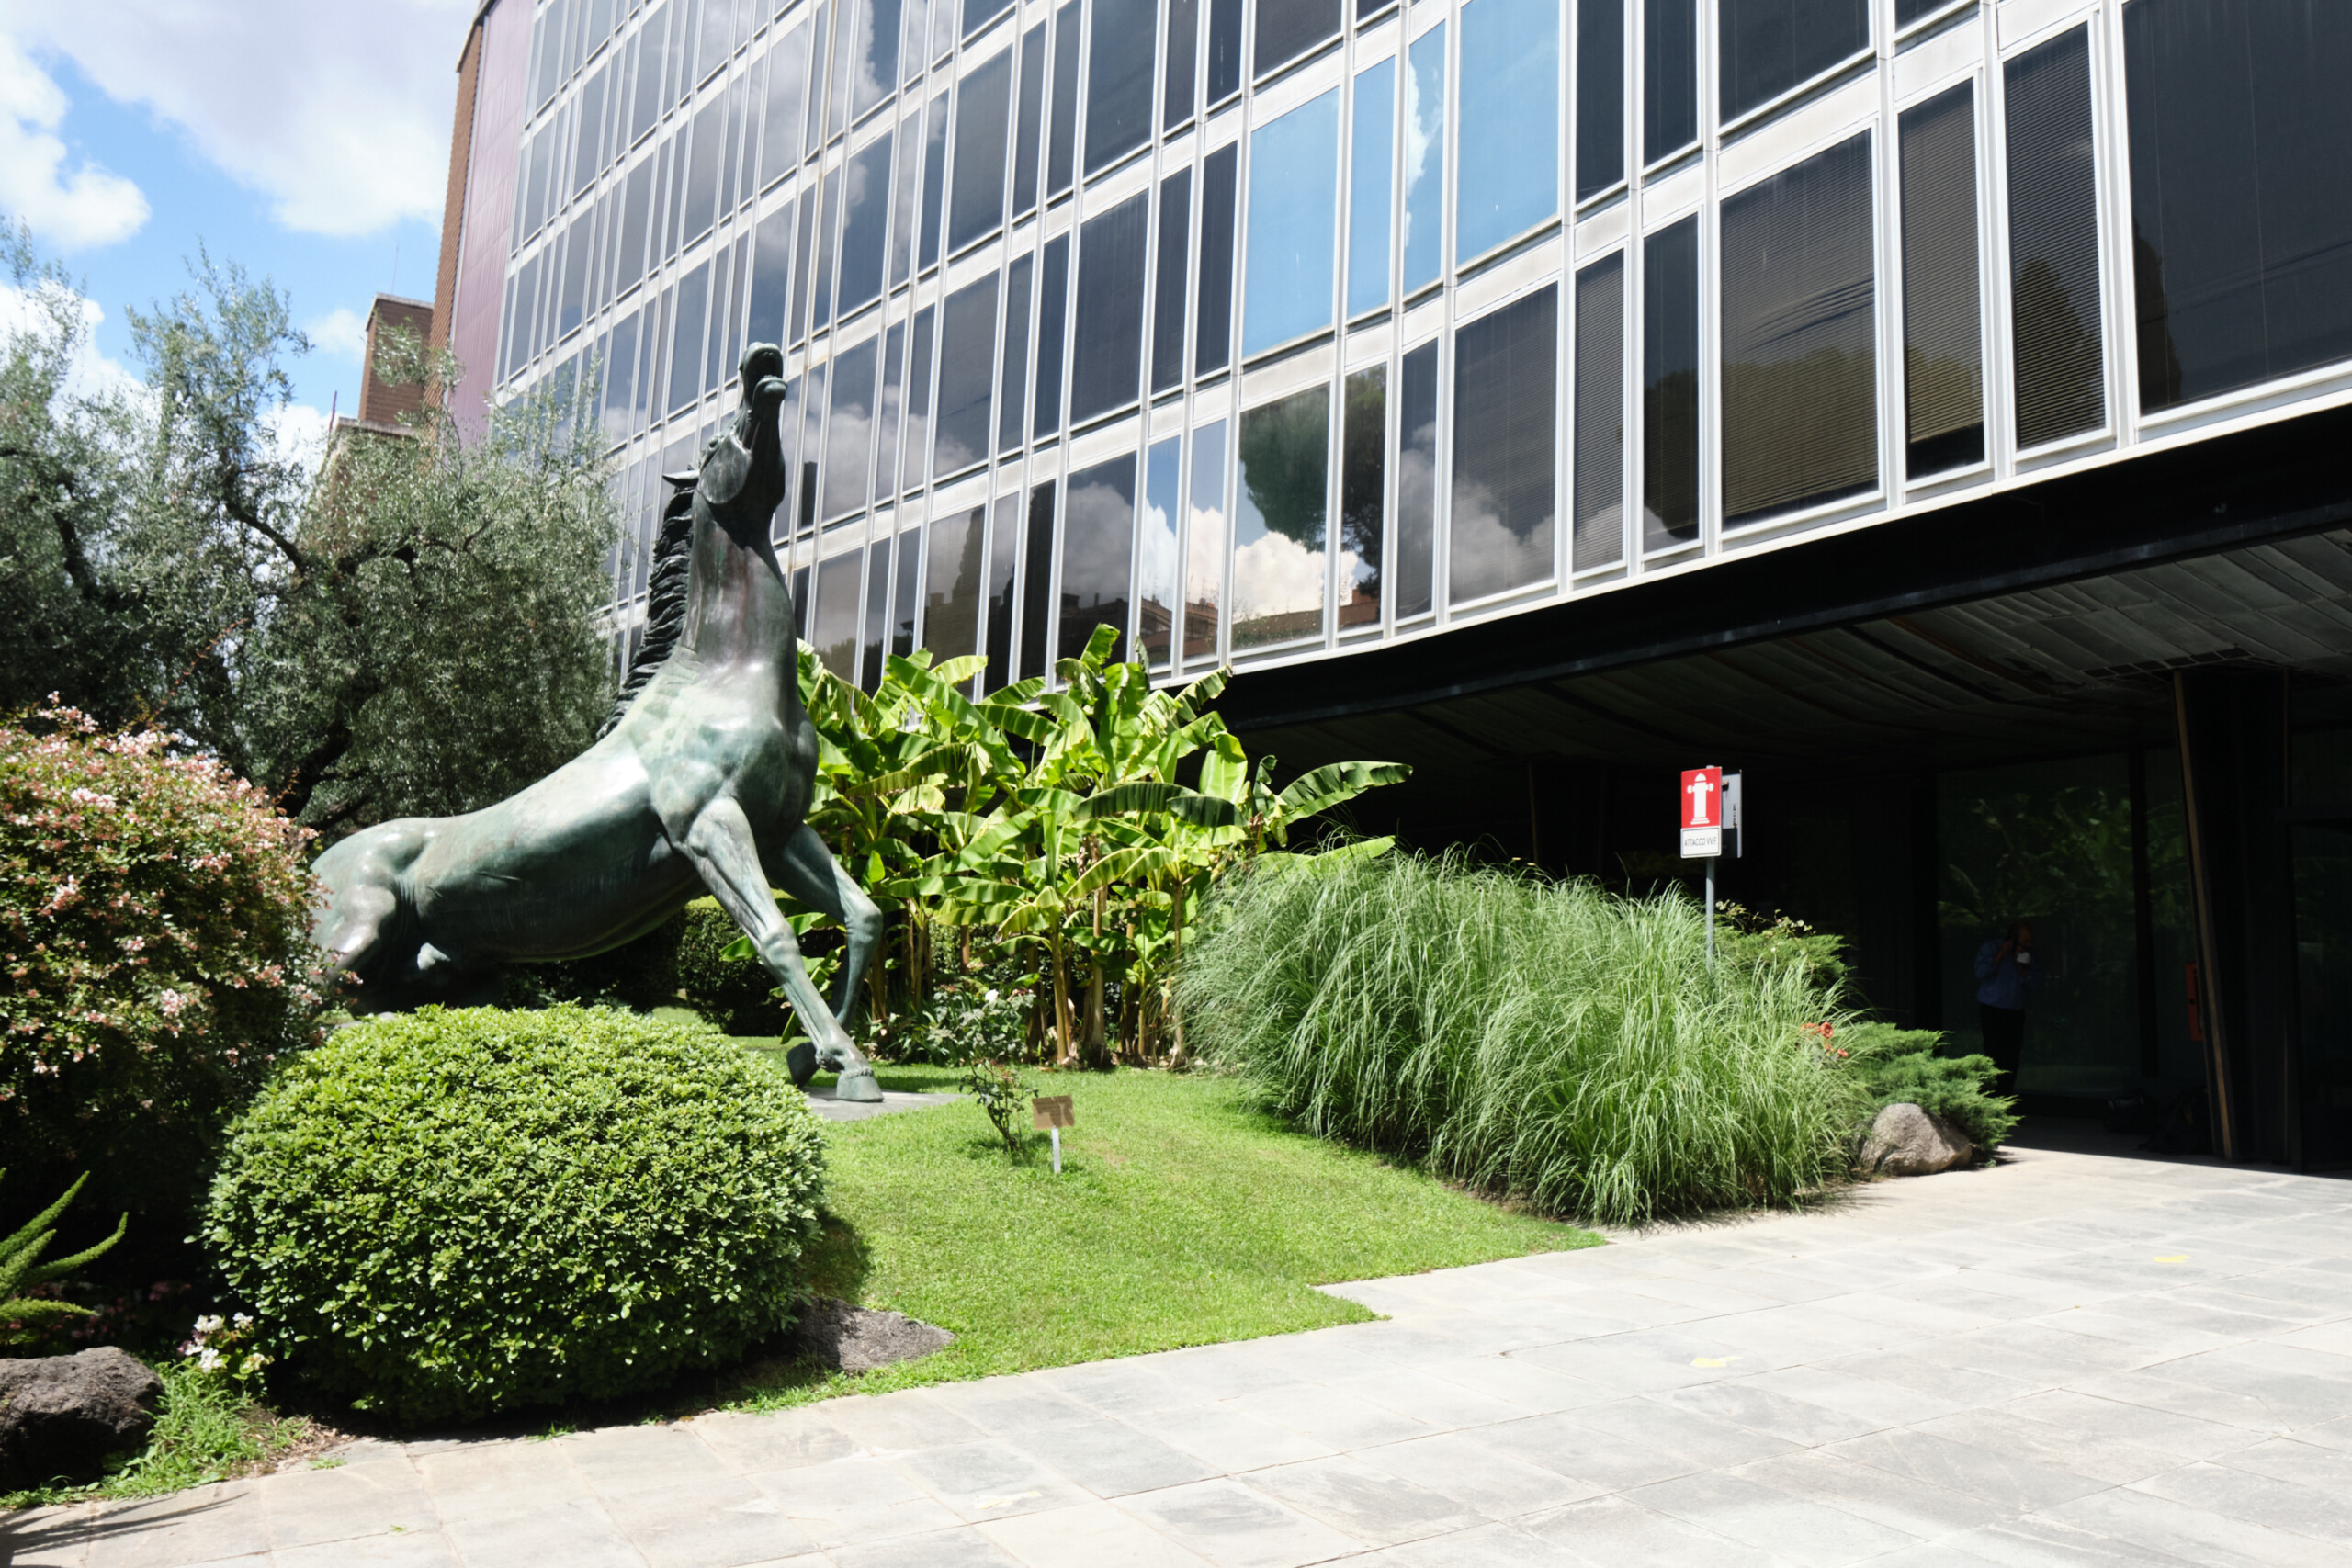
{"left": 1, "top": 0, "right": 476, "bottom": 447}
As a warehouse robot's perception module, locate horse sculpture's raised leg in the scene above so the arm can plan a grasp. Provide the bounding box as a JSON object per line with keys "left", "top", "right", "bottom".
{"left": 765, "top": 824, "right": 884, "bottom": 1024}
{"left": 684, "top": 797, "right": 885, "bottom": 1102}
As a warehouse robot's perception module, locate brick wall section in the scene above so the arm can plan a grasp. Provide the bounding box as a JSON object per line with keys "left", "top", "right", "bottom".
{"left": 431, "top": 9, "right": 488, "bottom": 353}
{"left": 357, "top": 296, "right": 437, "bottom": 425}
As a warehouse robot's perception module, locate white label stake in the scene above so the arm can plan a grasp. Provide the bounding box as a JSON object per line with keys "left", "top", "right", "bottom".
{"left": 1050, "top": 1125, "right": 1061, "bottom": 1174}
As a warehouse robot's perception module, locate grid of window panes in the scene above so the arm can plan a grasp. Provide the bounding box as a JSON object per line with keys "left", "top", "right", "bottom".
{"left": 485, "top": 0, "right": 2352, "bottom": 692}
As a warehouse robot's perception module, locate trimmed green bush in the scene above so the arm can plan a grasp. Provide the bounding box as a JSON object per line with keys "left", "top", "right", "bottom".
{"left": 1840, "top": 1021, "right": 2018, "bottom": 1151}
{"left": 202, "top": 1006, "right": 825, "bottom": 1423}
{"left": 1177, "top": 852, "right": 1872, "bottom": 1225}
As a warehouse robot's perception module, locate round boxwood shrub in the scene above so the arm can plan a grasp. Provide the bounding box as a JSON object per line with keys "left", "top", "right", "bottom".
{"left": 201, "top": 1005, "right": 825, "bottom": 1424}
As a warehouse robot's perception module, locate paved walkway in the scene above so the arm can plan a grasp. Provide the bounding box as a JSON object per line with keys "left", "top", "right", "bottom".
{"left": 10, "top": 1127, "right": 2352, "bottom": 1568}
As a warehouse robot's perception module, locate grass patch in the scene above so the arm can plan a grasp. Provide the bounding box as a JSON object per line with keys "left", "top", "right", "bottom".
{"left": 0, "top": 1362, "right": 333, "bottom": 1510}
{"left": 721, "top": 1063, "right": 1598, "bottom": 1410}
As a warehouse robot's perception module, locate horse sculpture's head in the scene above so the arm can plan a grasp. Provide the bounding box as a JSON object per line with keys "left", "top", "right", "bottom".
{"left": 696, "top": 342, "right": 789, "bottom": 539}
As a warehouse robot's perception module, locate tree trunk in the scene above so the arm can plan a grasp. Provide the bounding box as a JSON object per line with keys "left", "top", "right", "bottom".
{"left": 1167, "top": 879, "right": 1191, "bottom": 1070}
{"left": 1052, "top": 931, "right": 1078, "bottom": 1067}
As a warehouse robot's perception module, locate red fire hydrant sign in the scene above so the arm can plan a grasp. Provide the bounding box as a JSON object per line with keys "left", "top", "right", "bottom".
{"left": 1680, "top": 766, "right": 1724, "bottom": 859}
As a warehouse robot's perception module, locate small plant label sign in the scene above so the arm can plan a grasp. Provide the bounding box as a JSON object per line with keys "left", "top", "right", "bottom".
{"left": 1033, "top": 1095, "right": 1075, "bottom": 1173}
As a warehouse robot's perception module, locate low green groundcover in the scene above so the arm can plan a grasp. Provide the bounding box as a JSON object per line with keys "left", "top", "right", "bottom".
{"left": 727, "top": 1061, "right": 1598, "bottom": 1409}
{"left": 203, "top": 1006, "right": 825, "bottom": 1424}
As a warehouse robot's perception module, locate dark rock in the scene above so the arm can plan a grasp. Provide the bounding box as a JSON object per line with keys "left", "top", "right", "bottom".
{"left": 795, "top": 1297, "right": 954, "bottom": 1373}
{"left": 1859, "top": 1102, "right": 1975, "bottom": 1178}
{"left": 0, "top": 1347, "right": 162, "bottom": 1489}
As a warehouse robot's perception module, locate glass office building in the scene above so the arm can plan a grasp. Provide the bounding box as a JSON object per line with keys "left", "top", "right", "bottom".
{"left": 434, "top": 0, "right": 2352, "bottom": 1165}
{"left": 442, "top": 0, "right": 2351, "bottom": 694}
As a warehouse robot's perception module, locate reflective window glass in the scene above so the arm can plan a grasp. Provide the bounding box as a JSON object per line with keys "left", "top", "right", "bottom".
{"left": 526, "top": 125, "right": 553, "bottom": 238}
{"left": 709, "top": 234, "right": 748, "bottom": 397}
{"left": 1339, "top": 366, "right": 1384, "bottom": 630}
{"left": 852, "top": 0, "right": 903, "bottom": 121}
{"left": 1721, "top": 132, "right": 1875, "bottom": 526}
{"left": 891, "top": 524, "right": 923, "bottom": 656}
{"left": 1451, "top": 285, "right": 1555, "bottom": 602}
{"left": 575, "top": 65, "right": 608, "bottom": 198}
{"left": 1165, "top": 0, "right": 1198, "bottom": 130}
{"left": 1894, "top": 0, "right": 1947, "bottom": 25}
{"left": 902, "top": 304, "right": 935, "bottom": 491}
{"left": 925, "top": 505, "right": 987, "bottom": 662}
{"left": 860, "top": 536, "right": 891, "bottom": 692}
{"left": 1899, "top": 83, "right": 1983, "bottom": 477}
{"left": 827, "top": 0, "right": 859, "bottom": 139}
{"left": 1571, "top": 252, "right": 1623, "bottom": 570}
{"left": 999, "top": 254, "right": 1034, "bottom": 452}
{"left": 684, "top": 96, "right": 724, "bottom": 244}
{"left": 2126, "top": 0, "right": 2352, "bottom": 412}
{"left": 1402, "top": 26, "right": 1444, "bottom": 292}
{"left": 838, "top": 131, "right": 895, "bottom": 315}
{"left": 604, "top": 310, "right": 642, "bottom": 445}
{"left": 878, "top": 320, "right": 908, "bottom": 493}
{"left": 950, "top": 48, "right": 1012, "bottom": 252}
{"left": 1184, "top": 419, "right": 1227, "bottom": 658}
{"left": 1719, "top": 0, "right": 1868, "bottom": 123}
{"left": 1347, "top": 58, "right": 1395, "bottom": 317}
{"left": 1457, "top": 0, "right": 1557, "bottom": 264}
{"left": 1232, "top": 385, "right": 1329, "bottom": 649}
{"left": 1140, "top": 436, "right": 1181, "bottom": 663}
{"left": 1642, "top": 216, "right": 1699, "bottom": 549}
{"left": 809, "top": 166, "right": 842, "bottom": 330}
{"left": 1645, "top": 0, "right": 1695, "bottom": 162}
{"left": 2006, "top": 25, "right": 2104, "bottom": 447}
{"left": 796, "top": 361, "right": 828, "bottom": 532}
{"left": 1152, "top": 169, "right": 1192, "bottom": 392}
{"left": 560, "top": 209, "right": 594, "bottom": 338}
{"left": 1395, "top": 339, "right": 1436, "bottom": 616}
{"left": 1013, "top": 22, "right": 1046, "bottom": 216}
{"left": 813, "top": 547, "right": 864, "bottom": 680}
{"left": 1196, "top": 143, "right": 1238, "bottom": 374}
{"left": 1207, "top": 0, "right": 1243, "bottom": 103}
{"left": 1019, "top": 481, "right": 1056, "bottom": 678}
{"left": 933, "top": 274, "right": 999, "bottom": 473}
{"left": 1035, "top": 234, "right": 1070, "bottom": 436}
{"left": 1088, "top": 0, "right": 1159, "bottom": 175}
{"left": 890, "top": 106, "right": 923, "bottom": 287}
{"left": 1061, "top": 456, "right": 1137, "bottom": 660}
{"left": 1073, "top": 189, "right": 1150, "bottom": 420}
{"left": 1255, "top": 0, "right": 1341, "bottom": 81}
{"left": 984, "top": 492, "right": 1019, "bottom": 690}
{"left": 824, "top": 334, "right": 880, "bottom": 519}
{"left": 669, "top": 258, "right": 710, "bottom": 413}
{"left": 919, "top": 92, "right": 949, "bottom": 267}
{"left": 807, "top": 0, "right": 834, "bottom": 148}
{"left": 903, "top": 0, "right": 932, "bottom": 81}
{"left": 634, "top": 8, "right": 669, "bottom": 142}
{"left": 933, "top": 0, "right": 956, "bottom": 60}
{"left": 965, "top": 0, "right": 1013, "bottom": 38}
{"left": 789, "top": 188, "right": 819, "bottom": 340}
{"left": 1243, "top": 89, "right": 1340, "bottom": 357}
{"left": 1048, "top": 1, "right": 1081, "bottom": 196}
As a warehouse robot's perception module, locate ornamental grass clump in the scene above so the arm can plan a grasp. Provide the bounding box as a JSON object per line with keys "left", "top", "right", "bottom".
{"left": 1176, "top": 852, "right": 1872, "bottom": 1225}
{"left": 202, "top": 1006, "right": 826, "bottom": 1424}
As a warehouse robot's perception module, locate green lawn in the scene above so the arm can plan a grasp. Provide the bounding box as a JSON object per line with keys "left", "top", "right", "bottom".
{"left": 722, "top": 1060, "right": 1601, "bottom": 1410}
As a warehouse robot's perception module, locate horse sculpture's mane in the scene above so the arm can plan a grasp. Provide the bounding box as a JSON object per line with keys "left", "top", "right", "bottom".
{"left": 597, "top": 468, "right": 701, "bottom": 739}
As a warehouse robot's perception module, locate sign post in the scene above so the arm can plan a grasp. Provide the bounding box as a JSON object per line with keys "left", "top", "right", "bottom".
{"left": 1033, "top": 1094, "right": 1075, "bottom": 1174}
{"left": 1680, "top": 767, "right": 1730, "bottom": 969}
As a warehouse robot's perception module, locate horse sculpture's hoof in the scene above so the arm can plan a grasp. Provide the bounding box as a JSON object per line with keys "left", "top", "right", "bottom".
{"left": 835, "top": 1066, "right": 884, "bottom": 1103}
{"left": 786, "top": 1042, "right": 819, "bottom": 1089}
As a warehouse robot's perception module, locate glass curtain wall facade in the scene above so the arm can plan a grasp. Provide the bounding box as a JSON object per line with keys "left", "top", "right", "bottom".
{"left": 474, "top": 0, "right": 2352, "bottom": 691}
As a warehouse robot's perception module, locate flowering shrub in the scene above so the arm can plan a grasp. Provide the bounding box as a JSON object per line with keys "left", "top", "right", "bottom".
{"left": 0, "top": 704, "right": 323, "bottom": 1197}
{"left": 203, "top": 1006, "right": 827, "bottom": 1423}
{"left": 180, "top": 1312, "right": 272, "bottom": 1393}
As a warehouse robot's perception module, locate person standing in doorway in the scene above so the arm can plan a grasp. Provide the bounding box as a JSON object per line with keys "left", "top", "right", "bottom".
{"left": 1974, "top": 920, "right": 2041, "bottom": 1095}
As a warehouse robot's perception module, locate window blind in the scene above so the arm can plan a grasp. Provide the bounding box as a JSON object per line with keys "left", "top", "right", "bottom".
{"left": 2006, "top": 25, "right": 2105, "bottom": 449}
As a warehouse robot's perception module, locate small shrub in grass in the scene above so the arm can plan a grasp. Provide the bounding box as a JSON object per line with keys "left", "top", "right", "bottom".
{"left": 1839, "top": 1021, "right": 2017, "bottom": 1151}
{"left": 202, "top": 1006, "right": 826, "bottom": 1424}
{"left": 1177, "top": 852, "right": 1872, "bottom": 1225}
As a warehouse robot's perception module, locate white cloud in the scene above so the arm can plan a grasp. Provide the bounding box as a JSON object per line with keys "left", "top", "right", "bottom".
{"left": 0, "top": 34, "right": 148, "bottom": 249}
{"left": 0, "top": 276, "right": 147, "bottom": 405}
{"left": 262, "top": 400, "right": 333, "bottom": 471}
{"left": 309, "top": 305, "right": 368, "bottom": 362}
{"left": 3, "top": 0, "right": 470, "bottom": 239}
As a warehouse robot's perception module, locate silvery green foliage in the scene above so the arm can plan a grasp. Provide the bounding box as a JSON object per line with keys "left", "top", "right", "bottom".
{"left": 202, "top": 1006, "right": 826, "bottom": 1423}
{"left": 0, "top": 223, "right": 617, "bottom": 841}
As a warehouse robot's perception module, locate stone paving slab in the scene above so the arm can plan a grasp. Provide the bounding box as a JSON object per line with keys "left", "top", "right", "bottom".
{"left": 9, "top": 1125, "right": 2352, "bottom": 1567}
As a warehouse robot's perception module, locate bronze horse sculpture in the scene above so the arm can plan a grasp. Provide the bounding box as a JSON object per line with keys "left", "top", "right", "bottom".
{"left": 311, "top": 343, "right": 885, "bottom": 1100}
